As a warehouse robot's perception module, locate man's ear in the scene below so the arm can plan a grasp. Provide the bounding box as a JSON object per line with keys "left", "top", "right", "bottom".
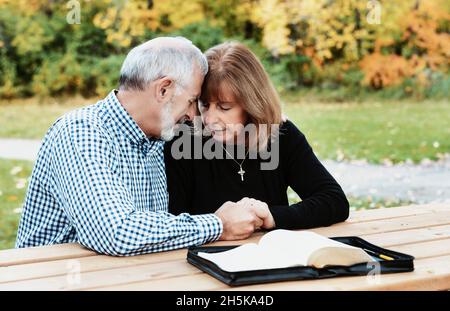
{"left": 154, "top": 77, "right": 176, "bottom": 103}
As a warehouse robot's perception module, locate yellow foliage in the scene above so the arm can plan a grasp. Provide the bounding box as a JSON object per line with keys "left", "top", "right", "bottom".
{"left": 247, "top": 0, "right": 446, "bottom": 67}
{"left": 93, "top": 0, "right": 159, "bottom": 48}
{"left": 251, "top": 0, "right": 294, "bottom": 55}
{"left": 154, "top": 0, "right": 205, "bottom": 31}
{"left": 92, "top": 0, "right": 208, "bottom": 48}
{"left": 0, "top": 0, "right": 46, "bottom": 15}
{"left": 360, "top": 1, "right": 449, "bottom": 89}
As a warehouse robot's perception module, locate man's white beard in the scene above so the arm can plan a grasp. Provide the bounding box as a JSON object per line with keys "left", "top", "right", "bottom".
{"left": 160, "top": 100, "right": 176, "bottom": 141}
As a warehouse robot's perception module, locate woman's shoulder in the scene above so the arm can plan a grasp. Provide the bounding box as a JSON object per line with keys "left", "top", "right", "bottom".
{"left": 278, "top": 119, "right": 307, "bottom": 145}
{"left": 273, "top": 119, "right": 315, "bottom": 170}
{"left": 259, "top": 119, "right": 308, "bottom": 154}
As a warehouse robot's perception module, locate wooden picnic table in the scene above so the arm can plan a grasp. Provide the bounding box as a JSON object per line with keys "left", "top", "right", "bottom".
{"left": 1, "top": 203, "right": 449, "bottom": 291}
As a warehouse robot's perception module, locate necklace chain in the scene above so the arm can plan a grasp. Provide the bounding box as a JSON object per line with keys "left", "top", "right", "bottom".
{"left": 221, "top": 145, "right": 249, "bottom": 181}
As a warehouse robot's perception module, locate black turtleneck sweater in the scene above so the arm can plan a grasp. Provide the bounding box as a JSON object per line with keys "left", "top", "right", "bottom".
{"left": 164, "top": 120, "right": 349, "bottom": 229}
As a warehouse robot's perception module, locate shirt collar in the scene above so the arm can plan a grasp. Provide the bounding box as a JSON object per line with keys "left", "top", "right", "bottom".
{"left": 103, "top": 90, "right": 164, "bottom": 154}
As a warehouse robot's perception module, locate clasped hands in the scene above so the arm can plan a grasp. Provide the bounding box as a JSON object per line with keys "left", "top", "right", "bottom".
{"left": 214, "top": 197, "right": 275, "bottom": 241}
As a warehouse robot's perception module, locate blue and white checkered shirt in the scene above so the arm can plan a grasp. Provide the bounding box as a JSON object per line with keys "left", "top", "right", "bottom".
{"left": 16, "top": 90, "right": 223, "bottom": 255}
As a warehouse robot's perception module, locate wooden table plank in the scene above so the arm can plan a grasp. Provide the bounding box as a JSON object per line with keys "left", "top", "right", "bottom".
{"left": 389, "top": 239, "right": 450, "bottom": 260}
{"left": 311, "top": 210, "right": 450, "bottom": 237}
{"left": 361, "top": 224, "right": 450, "bottom": 247}
{"left": 90, "top": 254, "right": 450, "bottom": 291}
{"left": 0, "top": 248, "right": 186, "bottom": 284}
{"left": 225, "top": 254, "right": 450, "bottom": 291}
{"left": 91, "top": 240, "right": 450, "bottom": 291}
{"left": 2, "top": 224, "right": 449, "bottom": 284}
{"left": 0, "top": 259, "right": 202, "bottom": 291}
{"left": 2, "top": 204, "right": 447, "bottom": 267}
{"left": 92, "top": 271, "right": 227, "bottom": 291}
{"left": 2, "top": 236, "right": 448, "bottom": 291}
{"left": 0, "top": 243, "right": 96, "bottom": 267}
{"left": 0, "top": 208, "right": 450, "bottom": 282}
{"left": 1, "top": 204, "right": 449, "bottom": 291}
{"left": 347, "top": 203, "right": 450, "bottom": 223}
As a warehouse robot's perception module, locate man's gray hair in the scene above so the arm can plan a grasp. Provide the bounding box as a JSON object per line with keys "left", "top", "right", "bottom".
{"left": 119, "top": 36, "right": 208, "bottom": 91}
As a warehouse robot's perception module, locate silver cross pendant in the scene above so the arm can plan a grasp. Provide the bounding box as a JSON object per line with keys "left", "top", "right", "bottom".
{"left": 238, "top": 167, "right": 245, "bottom": 181}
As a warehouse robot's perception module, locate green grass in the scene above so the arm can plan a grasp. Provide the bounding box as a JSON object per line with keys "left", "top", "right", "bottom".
{"left": 0, "top": 160, "right": 34, "bottom": 250}
{"left": 1, "top": 96, "right": 449, "bottom": 164}
{"left": 287, "top": 187, "right": 414, "bottom": 212}
{"left": 283, "top": 98, "right": 450, "bottom": 164}
{"left": 0, "top": 96, "right": 90, "bottom": 139}
{"left": 347, "top": 196, "right": 415, "bottom": 211}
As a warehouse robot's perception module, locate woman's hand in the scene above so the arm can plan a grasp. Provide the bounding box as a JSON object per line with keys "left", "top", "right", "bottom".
{"left": 214, "top": 201, "right": 263, "bottom": 240}
{"left": 237, "top": 197, "right": 276, "bottom": 230}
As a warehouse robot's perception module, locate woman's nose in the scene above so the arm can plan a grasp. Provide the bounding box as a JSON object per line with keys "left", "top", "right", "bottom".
{"left": 203, "top": 106, "right": 218, "bottom": 125}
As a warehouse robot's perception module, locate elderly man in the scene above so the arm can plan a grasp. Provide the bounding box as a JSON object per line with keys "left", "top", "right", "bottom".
{"left": 16, "top": 37, "right": 270, "bottom": 256}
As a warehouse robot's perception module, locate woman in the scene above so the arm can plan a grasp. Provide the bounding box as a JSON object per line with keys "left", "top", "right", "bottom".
{"left": 164, "top": 42, "right": 349, "bottom": 230}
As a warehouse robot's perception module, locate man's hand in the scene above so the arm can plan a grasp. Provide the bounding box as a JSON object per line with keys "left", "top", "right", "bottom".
{"left": 237, "top": 197, "right": 276, "bottom": 230}
{"left": 214, "top": 201, "right": 263, "bottom": 241}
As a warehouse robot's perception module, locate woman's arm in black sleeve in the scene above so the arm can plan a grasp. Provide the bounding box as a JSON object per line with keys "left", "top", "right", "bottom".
{"left": 268, "top": 120, "right": 350, "bottom": 229}
{"left": 164, "top": 138, "right": 194, "bottom": 216}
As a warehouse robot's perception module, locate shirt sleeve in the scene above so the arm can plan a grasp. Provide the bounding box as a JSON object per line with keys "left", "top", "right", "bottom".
{"left": 268, "top": 121, "right": 350, "bottom": 229}
{"left": 49, "top": 119, "right": 223, "bottom": 256}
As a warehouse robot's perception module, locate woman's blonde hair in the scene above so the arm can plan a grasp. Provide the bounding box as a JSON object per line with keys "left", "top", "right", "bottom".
{"left": 201, "top": 42, "right": 282, "bottom": 151}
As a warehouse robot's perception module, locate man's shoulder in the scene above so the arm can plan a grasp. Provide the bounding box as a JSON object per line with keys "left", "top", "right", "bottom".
{"left": 48, "top": 102, "right": 109, "bottom": 138}
{"left": 61, "top": 101, "right": 106, "bottom": 128}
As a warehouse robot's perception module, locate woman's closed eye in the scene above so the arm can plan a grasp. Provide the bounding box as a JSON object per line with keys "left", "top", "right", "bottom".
{"left": 218, "top": 104, "right": 231, "bottom": 111}
{"left": 199, "top": 101, "right": 231, "bottom": 111}
{"left": 216, "top": 101, "right": 234, "bottom": 111}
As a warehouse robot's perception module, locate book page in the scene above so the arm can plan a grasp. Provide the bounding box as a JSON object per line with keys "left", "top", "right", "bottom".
{"left": 197, "top": 243, "right": 297, "bottom": 272}
{"left": 308, "top": 246, "right": 373, "bottom": 268}
{"left": 259, "top": 230, "right": 372, "bottom": 268}
{"left": 197, "top": 230, "right": 373, "bottom": 272}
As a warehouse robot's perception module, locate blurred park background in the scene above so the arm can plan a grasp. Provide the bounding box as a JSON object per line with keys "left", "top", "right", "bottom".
{"left": 0, "top": 0, "right": 449, "bottom": 249}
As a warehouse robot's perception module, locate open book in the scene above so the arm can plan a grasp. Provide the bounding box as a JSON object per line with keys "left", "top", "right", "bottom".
{"left": 198, "top": 230, "right": 374, "bottom": 272}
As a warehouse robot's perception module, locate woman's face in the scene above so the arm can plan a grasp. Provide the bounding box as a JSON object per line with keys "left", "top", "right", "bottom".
{"left": 199, "top": 85, "right": 248, "bottom": 144}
